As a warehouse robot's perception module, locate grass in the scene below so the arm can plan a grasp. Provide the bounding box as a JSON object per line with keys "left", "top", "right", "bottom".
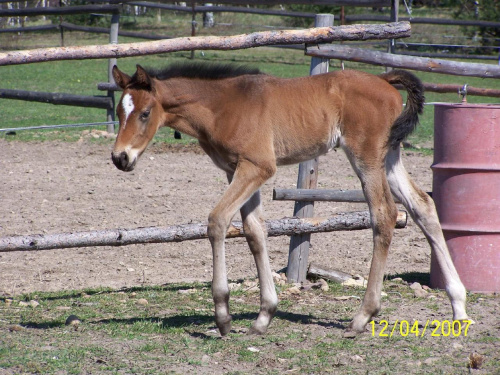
{"left": 1, "top": 279, "right": 498, "bottom": 374}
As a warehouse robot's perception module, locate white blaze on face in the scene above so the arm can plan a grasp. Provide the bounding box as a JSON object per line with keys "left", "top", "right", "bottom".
{"left": 121, "top": 93, "right": 135, "bottom": 128}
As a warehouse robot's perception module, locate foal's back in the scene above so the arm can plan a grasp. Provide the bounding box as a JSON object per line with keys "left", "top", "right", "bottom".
{"left": 227, "top": 70, "right": 403, "bottom": 166}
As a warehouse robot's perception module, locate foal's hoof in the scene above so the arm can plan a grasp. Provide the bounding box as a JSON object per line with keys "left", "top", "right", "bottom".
{"left": 454, "top": 315, "right": 474, "bottom": 325}
{"left": 342, "top": 329, "right": 361, "bottom": 339}
{"left": 216, "top": 317, "right": 232, "bottom": 337}
{"left": 343, "top": 320, "right": 368, "bottom": 338}
{"left": 248, "top": 324, "right": 267, "bottom": 336}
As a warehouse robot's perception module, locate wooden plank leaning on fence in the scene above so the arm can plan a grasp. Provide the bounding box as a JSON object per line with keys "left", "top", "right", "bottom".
{"left": 0, "top": 21, "right": 410, "bottom": 66}
{"left": 306, "top": 45, "right": 500, "bottom": 79}
{"left": 0, "top": 211, "right": 407, "bottom": 253}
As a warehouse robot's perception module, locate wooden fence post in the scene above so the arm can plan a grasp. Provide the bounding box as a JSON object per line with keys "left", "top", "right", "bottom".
{"left": 107, "top": 12, "right": 120, "bottom": 134}
{"left": 58, "top": 0, "right": 64, "bottom": 47}
{"left": 388, "top": 0, "right": 398, "bottom": 55}
{"left": 190, "top": 1, "right": 196, "bottom": 59}
{"left": 286, "top": 13, "right": 334, "bottom": 283}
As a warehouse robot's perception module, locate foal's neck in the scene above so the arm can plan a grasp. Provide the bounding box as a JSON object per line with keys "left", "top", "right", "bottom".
{"left": 158, "top": 78, "right": 225, "bottom": 138}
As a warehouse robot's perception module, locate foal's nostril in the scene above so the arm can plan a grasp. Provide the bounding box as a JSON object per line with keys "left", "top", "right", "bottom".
{"left": 119, "top": 152, "right": 129, "bottom": 168}
{"left": 111, "top": 151, "right": 129, "bottom": 170}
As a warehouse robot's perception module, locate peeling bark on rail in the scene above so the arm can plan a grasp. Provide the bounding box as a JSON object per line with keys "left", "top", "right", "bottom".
{"left": 0, "top": 211, "right": 407, "bottom": 252}
{"left": 0, "top": 22, "right": 410, "bottom": 66}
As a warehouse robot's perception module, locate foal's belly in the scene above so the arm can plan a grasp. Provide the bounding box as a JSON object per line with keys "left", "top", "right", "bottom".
{"left": 274, "top": 124, "right": 340, "bottom": 166}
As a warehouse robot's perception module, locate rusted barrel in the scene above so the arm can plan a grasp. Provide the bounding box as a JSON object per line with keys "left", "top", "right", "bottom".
{"left": 431, "top": 103, "right": 500, "bottom": 292}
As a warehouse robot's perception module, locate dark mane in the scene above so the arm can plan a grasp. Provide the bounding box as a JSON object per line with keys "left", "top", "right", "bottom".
{"left": 140, "top": 62, "right": 262, "bottom": 81}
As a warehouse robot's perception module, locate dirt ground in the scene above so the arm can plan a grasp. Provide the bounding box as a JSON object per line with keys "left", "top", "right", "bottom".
{"left": 0, "top": 138, "right": 436, "bottom": 296}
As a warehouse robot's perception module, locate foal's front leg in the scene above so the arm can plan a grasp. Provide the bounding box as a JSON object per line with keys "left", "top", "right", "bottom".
{"left": 207, "top": 159, "right": 275, "bottom": 336}
{"left": 240, "top": 191, "right": 278, "bottom": 334}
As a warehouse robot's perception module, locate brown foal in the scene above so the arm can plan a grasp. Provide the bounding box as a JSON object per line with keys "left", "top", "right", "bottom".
{"left": 111, "top": 63, "right": 469, "bottom": 336}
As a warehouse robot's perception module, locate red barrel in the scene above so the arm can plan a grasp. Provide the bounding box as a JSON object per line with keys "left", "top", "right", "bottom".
{"left": 431, "top": 103, "right": 500, "bottom": 292}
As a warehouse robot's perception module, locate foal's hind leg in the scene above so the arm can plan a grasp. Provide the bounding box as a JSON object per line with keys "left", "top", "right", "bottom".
{"left": 208, "top": 159, "right": 275, "bottom": 336}
{"left": 385, "top": 146, "right": 468, "bottom": 321}
{"left": 343, "top": 147, "right": 399, "bottom": 335}
{"left": 240, "top": 190, "right": 278, "bottom": 334}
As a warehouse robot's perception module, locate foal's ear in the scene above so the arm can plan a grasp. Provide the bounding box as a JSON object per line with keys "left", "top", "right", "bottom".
{"left": 112, "top": 66, "right": 131, "bottom": 89}
{"left": 135, "top": 65, "right": 152, "bottom": 90}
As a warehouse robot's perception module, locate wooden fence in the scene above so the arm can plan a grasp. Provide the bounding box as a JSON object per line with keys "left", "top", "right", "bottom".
{"left": 0, "top": 1, "right": 498, "bottom": 136}
{"left": 1, "top": 0, "right": 499, "bottom": 59}
{"left": 1, "top": 1, "right": 499, "bottom": 134}
{"left": 0, "top": 12, "right": 411, "bottom": 286}
{"left": 1, "top": 4, "right": 499, "bottom": 284}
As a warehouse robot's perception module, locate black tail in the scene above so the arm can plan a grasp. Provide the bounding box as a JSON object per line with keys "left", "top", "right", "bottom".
{"left": 379, "top": 70, "right": 425, "bottom": 149}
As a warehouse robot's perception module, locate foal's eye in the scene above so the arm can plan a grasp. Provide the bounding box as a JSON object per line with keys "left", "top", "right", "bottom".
{"left": 140, "top": 110, "right": 151, "bottom": 120}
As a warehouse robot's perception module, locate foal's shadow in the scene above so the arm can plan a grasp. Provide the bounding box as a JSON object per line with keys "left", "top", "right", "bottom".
{"left": 22, "top": 310, "right": 347, "bottom": 334}
{"left": 89, "top": 310, "right": 347, "bottom": 338}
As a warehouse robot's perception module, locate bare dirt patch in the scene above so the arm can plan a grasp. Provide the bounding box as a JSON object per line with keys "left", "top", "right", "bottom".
{"left": 1, "top": 139, "right": 433, "bottom": 295}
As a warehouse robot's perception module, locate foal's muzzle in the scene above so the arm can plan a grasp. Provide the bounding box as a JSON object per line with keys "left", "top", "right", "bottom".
{"left": 111, "top": 151, "right": 136, "bottom": 172}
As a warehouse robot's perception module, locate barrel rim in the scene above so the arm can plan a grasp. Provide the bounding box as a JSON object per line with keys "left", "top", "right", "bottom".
{"left": 431, "top": 163, "right": 500, "bottom": 171}
{"left": 434, "top": 102, "right": 500, "bottom": 109}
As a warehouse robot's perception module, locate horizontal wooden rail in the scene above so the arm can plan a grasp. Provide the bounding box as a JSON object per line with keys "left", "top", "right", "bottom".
{"left": 395, "top": 51, "right": 498, "bottom": 62}
{"left": 274, "top": 189, "right": 368, "bottom": 203}
{"left": 0, "top": 22, "right": 411, "bottom": 66}
{"left": 345, "top": 14, "right": 500, "bottom": 28}
{"left": 60, "top": 21, "right": 175, "bottom": 40}
{"left": 306, "top": 45, "right": 500, "bottom": 78}
{"left": 128, "top": 2, "right": 315, "bottom": 18}
{"left": 398, "top": 83, "right": 500, "bottom": 98}
{"left": 273, "top": 188, "right": 433, "bottom": 203}
{"left": 104, "top": 0, "right": 391, "bottom": 6}
{"left": 0, "top": 211, "right": 407, "bottom": 252}
{"left": 0, "top": 24, "right": 59, "bottom": 33}
{"left": 0, "top": 89, "right": 113, "bottom": 109}
{"left": 0, "top": 4, "right": 120, "bottom": 17}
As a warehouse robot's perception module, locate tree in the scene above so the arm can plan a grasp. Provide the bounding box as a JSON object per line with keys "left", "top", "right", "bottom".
{"left": 454, "top": 0, "right": 500, "bottom": 49}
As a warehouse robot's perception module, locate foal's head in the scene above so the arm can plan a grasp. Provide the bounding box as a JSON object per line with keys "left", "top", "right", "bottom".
{"left": 111, "top": 65, "right": 163, "bottom": 172}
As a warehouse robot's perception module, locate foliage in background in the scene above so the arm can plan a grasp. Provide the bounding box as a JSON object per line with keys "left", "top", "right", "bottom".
{"left": 284, "top": 5, "right": 341, "bottom": 27}
{"left": 453, "top": 0, "right": 500, "bottom": 48}
{"left": 46, "top": 0, "right": 108, "bottom": 27}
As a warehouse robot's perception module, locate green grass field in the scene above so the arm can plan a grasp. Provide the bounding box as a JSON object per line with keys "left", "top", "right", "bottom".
{"left": 1, "top": 279, "right": 498, "bottom": 374}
